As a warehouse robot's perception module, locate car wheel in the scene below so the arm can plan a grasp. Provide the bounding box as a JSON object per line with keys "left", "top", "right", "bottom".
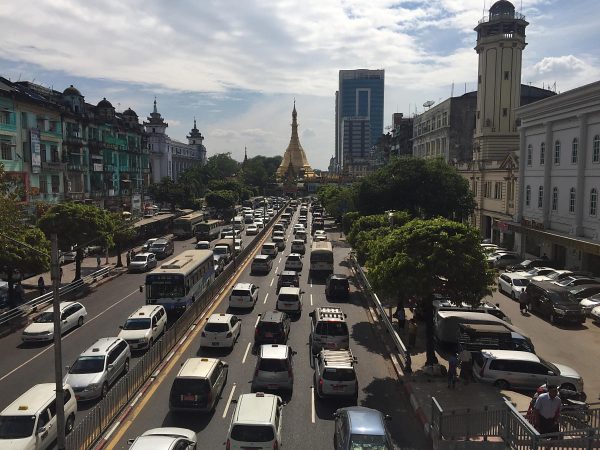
{"left": 65, "top": 414, "right": 75, "bottom": 434}
{"left": 550, "top": 312, "right": 557, "bottom": 324}
{"left": 101, "top": 382, "right": 108, "bottom": 399}
{"left": 511, "top": 291, "right": 516, "bottom": 300}
{"left": 494, "top": 379, "right": 509, "bottom": 390}
{"left": 77, "top": 316, "right": 84, "bottom": 327}
{"left": 123, "top": 358, "right": 129, "bottom": 374}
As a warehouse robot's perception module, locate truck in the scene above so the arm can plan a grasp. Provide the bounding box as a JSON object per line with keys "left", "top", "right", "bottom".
{"left": 213, "top": 239, "right": 233, "bottom": 263}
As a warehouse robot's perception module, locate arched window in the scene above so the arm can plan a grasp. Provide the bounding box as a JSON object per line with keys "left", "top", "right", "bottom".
{"left": 551, "top": 187, "right": 558, "bottom": 211}
{"left": 590, "top": 188, "right": 598, "bottom": 216}
{"left": 527, "top": 144, "right": 532, "bottom": 166}
{"left": 538, "top": 186, "right": 544, "bottom": 208}
{"left": 540, "top": 142, "right": 545, "bottom": 165}
{"left": 593, "top": 135, "right": 600, "bottom": 163}
{"left": 569, "top": 188, "right": 576, "bottom": 213}
{"left": 526, "top": 185, "right": 531, "bottom": 207}
{"left": 571, "top": 138, "right": 578, "bottom": 164}
{"left": 554, "top": 140, "right": 561, "bottom": 164}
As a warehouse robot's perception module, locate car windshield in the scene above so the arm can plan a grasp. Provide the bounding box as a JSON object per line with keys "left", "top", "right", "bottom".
{"left": 230, "top": 424, "right": 274, "bottom": 442}
{"left": 123, "top": 318, "right": 151, "bottom": 330}
{"left": 512, "top": 278, "right": 529, "bottom": 286}
{"left": 323, "top": 368, "right": 355, "bottom": 381}
{"left": 349, "top": 434, "right": 390, "bottom": 449}
{"left": 259, "top": 358, "right": 288, "bottom": 372}
{"left": 213, "top": 247, "right": 228, "bottom": 255}
{"left": 232, "top": 290, "right": 250, "bottom": 297}
{"left": 258, "top": 322, "right": 282, "bottom": 332}
{"left": 133, "top": 256, "right": 148, "bottom": 262}
{"left": 316, "top": 322, "right": 348, "bottom": 336}
{"left": 545, "top": 272, "right": 564, "bottom": 280}
{"left": 35, "top": 311, "right": 55, "bottom": 323}
{"left": 0, "top": 416, "right": 36, "bottom": 439}
{"left": 170, "top": 378, "right": 210, "bottom": 395}
{"left": 281, "top": 276, "right": 297, "bottom": 284}
{"left": 70, "top": 355, "right": 105, "bottom": 374}
{"left": 549, "top": 291, "right": 579, "bottom": 305}
{"left": 205, "top": 323, "right": 229, "bottom": 333}
{"left": 278, "top": 294, "right": 299, "bottom": 302}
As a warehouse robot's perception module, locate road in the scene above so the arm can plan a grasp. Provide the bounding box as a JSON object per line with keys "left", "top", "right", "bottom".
{"left": 104, "top": 209, "right": 430, "bottom": 450}
{"left": 489, "top": 279, "right": 600, "bottom": 400}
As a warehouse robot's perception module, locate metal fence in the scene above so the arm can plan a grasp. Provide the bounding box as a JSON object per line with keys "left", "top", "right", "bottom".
{"left": 65, "top": 205, "right": 284, "bottom": 450}
{"left": 0, "top": 266, "right": 112, "bottom": 328}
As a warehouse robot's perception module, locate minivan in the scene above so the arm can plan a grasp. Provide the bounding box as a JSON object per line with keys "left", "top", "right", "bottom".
{"left": 148, "top": 238, "right": 174, "bottom": 260}
{"left": 276, "top": 287, "right": 303, "bottom": 315}
{"left": 0, "top": 383, "right": 78, "bottom": 449}
{"left": 227, "top": 393, "right": 283, "bottom": 450}
{"left": 169, "top": 357, "right": 228, "bottom": 413}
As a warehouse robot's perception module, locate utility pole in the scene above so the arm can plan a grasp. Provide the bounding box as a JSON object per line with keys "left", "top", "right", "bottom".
{"left": 51, "top": 234, "right": 66, "bottom": 450}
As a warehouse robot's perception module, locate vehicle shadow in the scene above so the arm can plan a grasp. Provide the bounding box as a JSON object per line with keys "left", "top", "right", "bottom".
{"left": 350, "top": 321, "right": 385, "bottom": 356}
{"left": 196, "top": 346, "right": 235, "bottom": 357}
{"left": 162, "top": 409, "right": 214, "bottom": 432}
{"left": 314, "top": 390, "right": 356, "bottom": 420}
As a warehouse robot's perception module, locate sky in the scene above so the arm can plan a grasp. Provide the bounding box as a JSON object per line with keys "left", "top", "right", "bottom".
{"left": 1, "top": 0, "right": 599, "bottom": 170}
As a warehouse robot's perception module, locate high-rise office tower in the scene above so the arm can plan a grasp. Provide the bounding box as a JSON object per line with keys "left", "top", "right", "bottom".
{"left": 336, "top": 69, "right": 384, "bottom": 174}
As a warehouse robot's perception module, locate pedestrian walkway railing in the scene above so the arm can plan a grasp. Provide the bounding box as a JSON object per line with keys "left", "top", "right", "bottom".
{"left": 65, "top": 205, "right": 286, "bottom": 450}
{"left": 0, "top": 266, "right": 112, "bottom": 328}
{"left": 349, "top": 253, "right": 410, "bottom": 370}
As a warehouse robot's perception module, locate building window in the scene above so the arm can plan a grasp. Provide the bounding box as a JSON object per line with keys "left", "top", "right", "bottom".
{"left": 1, "top": 141, "right": 12, "bottom": 160}
{"left": 39, "top": 176, "right": 47, "bottom": 194}
{"left": 538, "top": 186, "right": 544, "bottom": 208}
{"left": 40, "top": 144, "right": 47, "bottom": 162}
{"left": 593, "top": 135, "right": 600, "bottom": 163}
{"left": 494, "top": 182, "right": 503, "bottom": 199}
{"left": 552, "top": 187, "right": 558, "bottom": 211}
{"left": 442, "top": 112, "right": 448, "bottom": 126}
{"left": 590, "top": 188, "right": 598, "bottom": 216}
{"left": 51, "top": 145, "right": 59, "bottom": 163}
{"left": 507, "top": 180, "right": 514, "bottom": 201}
{"left": 51, "top": 175, "right": 60, "bottom": 193}
{"left": 504, "top": 71, "right": 509, "bottom": 80}
{"left": 437, "top": 115, "right": 441, "bottom": 129}
{"left": 502, "top": 108, "right": 508, "bottom": 117}
{"left": 569, "top": 188, "right": 576, "bottom": 213}
{"left": 527, "top": 144, "right": 532, "bottom": 166}
{"left": 540, "top": 142, "right": 545, "bottom": 165}
{"left": 526, "top": 185, "right": 531, "bottom": 206}
{"left": 554, "top": 140, "right": 561, "bottom": 164}
{"left": 483, "top": 181, "right": 492, "bottom": 198}
{"left": 571, "top": 138, "right": 578, "bottom": 164}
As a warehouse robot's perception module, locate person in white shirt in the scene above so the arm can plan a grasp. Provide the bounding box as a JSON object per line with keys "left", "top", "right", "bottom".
{"left": 534, "top": 384, "right": 561, "bottom": 434}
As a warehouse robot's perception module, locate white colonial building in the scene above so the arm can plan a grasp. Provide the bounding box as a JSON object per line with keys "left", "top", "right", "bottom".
{"left": 512, "top": 80, "right": 600, "bottom": 272}
{"left": 144, "top": 99, "right": 206, "bottom": 183}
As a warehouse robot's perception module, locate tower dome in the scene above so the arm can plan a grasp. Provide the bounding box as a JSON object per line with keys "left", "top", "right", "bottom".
{"left": 97, "top": 97, "right": 113, "bottom": 108}
{"left": 63, "top": 85, "right": 81, "bottom": 96}
{"left": 489, "top": 0, "right": 515, "bottom": 19}
{"left": 123, "top": 107, "right": 137, "bottom": 117}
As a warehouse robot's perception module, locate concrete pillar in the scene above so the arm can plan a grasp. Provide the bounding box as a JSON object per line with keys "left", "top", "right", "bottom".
{"left": 542, "top": 121, "right": 553, "bottom": 228}
{"left": 575, "top": 114, "right": 588, "bottom": 236}
{"left": 516, "top": 127, "right": 526, "bottom": 223}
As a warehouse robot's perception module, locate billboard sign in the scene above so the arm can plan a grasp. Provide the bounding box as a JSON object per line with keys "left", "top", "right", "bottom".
{"left": 30, "top": 129, "right": 41, "bottom": 174}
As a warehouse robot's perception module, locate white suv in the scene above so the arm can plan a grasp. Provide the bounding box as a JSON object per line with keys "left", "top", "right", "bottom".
{"left": 276, "top": 287, "right": 303, "bottom": 315}
{"left": 22, "top": 301, "right": 87, "bottom": 342}
{"left": 118, "top": 305, "right": 167, "bottom": 351}
{"left": 200, "top": 314, "right": 241, "bottom": 349}
{"left": 128, "top": 428, "right": 197, "bottom": 450}
{"left": 314, "top": 349, "right": 358, "bottom": 400}
{"left": 227, "top": 393, "right": 283, "bottom": 450}
{"left": 229, "top": 283, "right": 259, "bottom": 309}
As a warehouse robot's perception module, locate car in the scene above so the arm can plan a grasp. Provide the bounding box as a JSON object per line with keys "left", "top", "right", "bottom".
{"left": 568, "top": 284, "right": 600, "bottom": 301}
{"left": 22, "top": 301, "right": 87, "bottom": 342}
{"left": 254, "top": 219, "right": 265, "bottom": 229}
{"left": 490, "top": 252, "right": 522, "bottom": 269}
{"left": 261, "top": 242, "right": 278, "bottom": 259}
{"left": 298, "top": 216, "right": 307, "bottom": 224}
{"left": 128, "top": 252, "right": 158, "bottom": 273}
{"left": 333, "top": 406, "right": 393, "bottom": 450}
{"left": 511, "top": 266, "right": 557, "bottom": 280}
{"left": 255, "top": 311, "right": 291, "bottom": 345}
{"left": 497, "top": 272, "right": 530, "bottom": 300}
{"left": 251, "top": 344, "right": 296, "bottom": 392}
{"left": 325, "top": 274, "right": 350, "bottom": 301}
{"left": 276, "top": 287, "right": 303, "bottom": 315}
{"left": 314, "top": 230, "right": 327, "bottom": 239}
{"left": 284, "top": 253, "right": 303, "bottom": 272}
{"left": 309, "top": 307, "right": 349, "bottom": 353}
{"left": 213, "top": 255, "right": 226, "bottom": 276}
{"left": 61, "top": 247, "right": 88, "bottom": 264}
{"left": 580, "top": 293, "right": 600, "bottom": 316}
{"left": 221, "top": 226, "right": 234, "bottom": 238}
{"left": 142, "top": 238, "right": 159, "bottom": 252}
{"left": 246, "top": 224, "right": 259, "bottom": 236}
{"left": 554, "top": 276, "right": 600, "bottom": 288}
{"left": 272, "top": 230, "right": 285, "bottom": 240}
{"left": 118, "top": 305, "right": 167, "bottom": 351}
{"left": 525, "top": 281, "right": 586, "bottom": 324}
{"left": 290, "top": 239, "right": 306, "bottom": 255}
{"left": 227, "top": 393, "right": 283, "bottom": 450}
{"left": 127, "top": 427, "right": 197, "bottom": 450}
{"left": 272, "top": 235, "right": 286, "bottom": 251}
{"left": 229, "top": 283, "right": 259, "bottom": 309}
{"left": 195, "top": 240, "right": 211, "bottom": 250}
{"left": 505, "top": 258, "right": 558, "bottom": 273}
{"left": 64, "top": 337, "right": 131, "bottom": 400}
{"left": 149, "top": 238, "right": 175, "bottom": 260}
{"left": 314, "top": 349, "right": 358, "bottom": 400}
{"left": 293, "top": 224, "right": 305, "bottom": 233}
{"left": 276, "top": 271, "right": 300, "bottom": 293}
{"left": 272, "top": 223, "right": 285, "bottom": 234}
{"left": 591, "top": 304, "right": 600, "bottom": 323}
{"left": 295, "top": 230, "right": 308, "bottom": 243}
{"left": 314, "top": 234, "right": 327, "bottom": 242}
{"left": 251, "top": 254, "right": 273, "bottom": 275}
{"left": 200, "top": 313, "right": 241, "bottom": 349}
{"left": 234, "top": 238, "right": 244, "bottom": 255}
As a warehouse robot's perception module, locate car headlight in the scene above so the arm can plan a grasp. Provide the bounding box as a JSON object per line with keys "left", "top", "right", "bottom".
{"left": 553, "top": 307, "right": 566, "bottom": 314}
{"left": 85, "top": 383, "right": 100, "bottom": 391}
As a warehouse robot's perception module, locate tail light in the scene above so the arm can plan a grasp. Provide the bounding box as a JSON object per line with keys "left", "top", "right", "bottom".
{"left": 201, "top": 331, "right": 206, "bottom": 337}
{"left": 226, "top": 439, "right": 231, "bottom": 450}
{"left": 273, "top": 441, "right": 279, "bottom": 450}
{"left": 226, "top": 332, "right": 233, "bottom": 338}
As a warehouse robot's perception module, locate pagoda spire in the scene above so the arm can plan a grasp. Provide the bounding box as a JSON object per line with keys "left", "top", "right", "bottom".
{"left": 244, "top": 146, "right": 248, "bottom": 164}
{"left": 276, "top": 100, "right": 313, "bottom": 180}
{"left": 153, "top": 96, "right": 157, "bottom": 113}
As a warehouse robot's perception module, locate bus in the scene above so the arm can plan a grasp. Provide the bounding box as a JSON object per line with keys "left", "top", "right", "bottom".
{"left": 173, "top": 211, "right": 205, "bottom": 239}
{"left": 309, "top": 241, "right": 334, "bottom": 275}
{"left": 242, "top": 196, "right": 264, "bottom": 210}
{"left": 195, "top": 219, "right": 223, "bottom": 242}
{"left": 145, "top": 250, "right": 215, "bottom": 315}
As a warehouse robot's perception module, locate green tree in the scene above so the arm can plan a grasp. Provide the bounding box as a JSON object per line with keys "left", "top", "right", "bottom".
{"left": 147, "top": 177, "right": 187, "bottom": 211}
{"left": 316, "top": 184, "right": 357, "bottom": 223}
{"left": 205, "top": 190, "right": 238, "bottom": 221}
{"left": 366, "top": 218, "right": 494, "bottom": 365}
{"left": 243, "top": 155, "right": 282, "bottom": 190}
{"left": 204, "top": 153, "right": 239, "bottom": 181}
{"left": 109, "top": 213, "right": 136, "bottom": 268}
{"left": 38, "top": 203, "right": 114, "bottom": 280}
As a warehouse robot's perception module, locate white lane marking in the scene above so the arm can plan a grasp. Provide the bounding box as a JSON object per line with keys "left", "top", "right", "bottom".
{"left": 270, "top": 277, "right": 275, "bottom": 287}
{"left": 310, "top": 294, "right": 314, "bottom": 306}
{"left": 310, "top": 280, "right": 313, "bottom": 288}
{"left": 311, "top": 386, "right": 316, "bottom": 423}
{"left": 223, "top": 383, "right": 237, "bottom": 418}
{"left": 242, "top": 342, "right": 252, "bottom": 364}
{"left": 255, "top": 315, "right": 261, "bottom": 327}
{"left": 263, "top": 293, "right": 269, "bottom": 304}
{"left": 0, "top": 288, "right": 139, "bottom": 383}
{"left": 278, "top": 257, "right": 282, "bottom": 263}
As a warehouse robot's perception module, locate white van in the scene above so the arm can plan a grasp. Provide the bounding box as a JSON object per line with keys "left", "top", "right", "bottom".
{"left": 227, "top": 393, "right": 283, "bottom": 450}
{"left": 0, "top": 383, "right": 77, "bottom": 449}
{"left": 232, "top": 216, "right": 245, "bottom": 231}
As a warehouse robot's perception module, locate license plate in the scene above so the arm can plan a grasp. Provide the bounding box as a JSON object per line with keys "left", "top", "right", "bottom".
{"left": 212, "top": 342, "right": 219, "bottom": 346}
{"left": 182, "top": 394, "right": 196, "bottom": 401}
{"left": 333, "top": 386, "right": 343, "bottom": 391}
{"left": 265, "top": 333, "right": 273, "bottom": 338}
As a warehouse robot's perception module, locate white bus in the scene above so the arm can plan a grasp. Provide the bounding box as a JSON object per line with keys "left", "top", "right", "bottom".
{"left": 232, "top": 215, "right": 245, "bottom": 231}
{"left": 173, "top": 211, "right": 205, "bottom": 239}
{"left": 145, "top": 250, "right": 215, "bottom": 315}
{"left": 310, "top": 241, "right": 334, "bottom": 275}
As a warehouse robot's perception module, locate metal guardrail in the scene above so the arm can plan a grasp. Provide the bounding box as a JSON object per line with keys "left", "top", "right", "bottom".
{"left": 0, "top": 267, "right": 112, "bottom": 328}
{"left": 349, "top": 253, "right": 410, "bottom": 369}
{"left": 65, "top": 204, "right": 286, "bottom": 450}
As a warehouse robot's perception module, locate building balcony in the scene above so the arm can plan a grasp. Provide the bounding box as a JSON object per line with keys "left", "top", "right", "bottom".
{"left": 41, "top": 161, "right": 66, "bottom": 172}
{"left": 67, "top": 163, "right": 88, "bottom": 172}
{"left": 1, "top": 160, "right": 24, "bottom": 172}
{"left": 91, "top": 162, "right": 104, "bottom": 172}
{"left": 64, "top": 134, "right": 84, "bottom": 146}
{"left": 0, "top": 122, "right": 16, "bottom": 132}
{"left": 65, "top": 192, "right": 87, "bottom": 201}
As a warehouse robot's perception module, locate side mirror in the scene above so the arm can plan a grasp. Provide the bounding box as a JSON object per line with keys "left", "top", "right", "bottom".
{"left": 223, "top": 362, "right": 229, "bottom": 368}
{"left": 309, "top": 312, "right": 314, "bottom": 317}
{"left": 153, "top": 325, "right": 158, "bottom": 329}
{"left": 119, "top": 325, "right": 124, "bottom": 329}
{"left": 65, "top": 365, "right": 70, "bottom": 371}
{"left": 37, "top": 426, "right": 47, "bottom": 435}
{"left": 292, "top": 350, "right": 298, "bottom": 355}
{"left": 385, "top": 414, "right": 392, "bottom": 421}
{"left": 108, "top": 364, "right": 114, "bottom": 370}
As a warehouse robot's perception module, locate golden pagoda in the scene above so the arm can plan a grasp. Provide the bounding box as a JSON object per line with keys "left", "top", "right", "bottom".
{"left": 276, "top": 101, "right": 314, "bottom": 180}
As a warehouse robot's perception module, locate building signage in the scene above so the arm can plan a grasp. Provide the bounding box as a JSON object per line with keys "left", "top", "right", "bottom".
{"left": 93, "top": 163, "right": 104, "bottom": 172}
{"left": 30, "top": 129, "right": 41, "bottom": 174}
{"left": 132, "top": 194, "right": 141, "bottom": 212}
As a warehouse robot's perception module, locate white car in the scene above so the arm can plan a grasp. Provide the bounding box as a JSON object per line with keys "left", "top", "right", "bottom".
{"left": 142, "top": 238, "right": 158, "bottom": 252}
{"left": 128, "top": 427, "right": 197, "bottom": 450}
{"left": 590, "top": 305, "right": 600, "bottom": 323}
{"left": 498, "top": 273, "right": 530, "bottom": 300}
{"left": 293, "top": 224, "right": 305, "bottom": 233}
{"left": 229, "top": 283, "right": 259, "bottom": 309}
{"left": 22, "top": 301, "right": 87, "bottom": 342}
{"left": 272, "top": 230, "right": 285, "bottom": 240}
{"left": 195, "top": 240, "right": 211, "bottom": 250}
{"left": 314, "top": 234, "right": 327, "bottom": 242}
{"left": 246, "top": 224, "right": 259, "bottom": 236}
{"left": 512, "top": 267, "right": 556, "bottom": 280}
{"left": 314, "top": 230, "right": 327, "bottom": 238}
{"left": 581, "top": 294, "right": 600, "bottom": 316}
{"left": 200, "top": 314, "right": 241, "bottom": 349}
{"left": 254, "top": 219, "right": 265, "bottom": 229}
{"left": 284, "top": 254, "right": 303, "bottom": 272}
{"left": 234, "top": 238, "right": 244, "bottom": 254}
{"left": 128, "top": 252, "right": 158, "bottom": 273}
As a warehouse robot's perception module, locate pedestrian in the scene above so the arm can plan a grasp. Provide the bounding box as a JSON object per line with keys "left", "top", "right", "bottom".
{"left": 126, "top": 251, "right": 131, "bottom": 267}
{"left": 534, "top": 384, "right": 561, "bottom": 434}
{"left": 37, "top": 276, "right": 46, "bottom": 296}
{"left": 131, "top": 248, "right": 136, "bottom": 258}
{"left": 59, "top": 267, "right": 63, "bottom": 282}
{"left": 15, "top": 282, "right": 25, "bottom": 304}
{"left": 407, "top": 318, "right": 417, "bottom": 349}
{"left": 519, "top": 289, "right": 530, "bottom": 314}
{"left": 447, "top": 353, "right": 458, "bottom": 389}
{"left": 395, "top": 305, "right": 406, "bottom": 330}
{"left": 459, "top": 347, "right": 473, "bottom": 383}
{"left": 96, "top": 255, "right": 101, "bottom": 268}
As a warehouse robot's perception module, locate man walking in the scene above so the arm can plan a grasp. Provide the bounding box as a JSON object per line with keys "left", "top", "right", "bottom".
{"left": 407, "top": 319, "right": 417, "bottom": 349}
{"left": 395, "top": 305, "right": 406, "bottom": 330}
{"left": 534, "top": 384, "right": 561, "bottom": 434}
{"left": 519, "top": 289, "right": 530, "bottom": 314}
{"left": 37, "top": 276, "right": 46, "bottom": 296}
{"left": 96, "top": 255, "right": 101, "bottom": 268}
{"left": 447, "top": 353, "right": 458, "bottom": 389}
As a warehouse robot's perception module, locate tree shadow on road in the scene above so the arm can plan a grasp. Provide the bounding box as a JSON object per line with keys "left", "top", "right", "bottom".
{"left": 350, "top": 321, "right": 385, "bottom": 356}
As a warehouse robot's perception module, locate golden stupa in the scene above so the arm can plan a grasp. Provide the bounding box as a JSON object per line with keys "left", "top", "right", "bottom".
{"left": 276, "top": 102, "right": 314, "bottom": 180}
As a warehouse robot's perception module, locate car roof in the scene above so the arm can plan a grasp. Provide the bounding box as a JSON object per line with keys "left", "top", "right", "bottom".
{"left": 177, "top": 357, "right": 219, "bottom": 378}
{"left": 263, "top": 242, "right": 276, "bottom": 247}
{"left": 292, "top": 239, "right": 305, "bottom": 244}
{"left": 81, "top": 337, "right": 122, "bottom": 356}
{"left": 287, "top": 253, "right": 301, "bottom": 258}
{"left": 207, "top": 313, "right": 233, "bottom": 324}
{"left": 233, "top": 282, "right": 254, "bottom": 290}
{"left": 253, "top": 254, "right": 270, "bottom": 260}
{"left": 129, "top": 305, "right": 162, "bottom": 318}
{"left": 151, "top": 238, "right": 169, "bottom": 245}
{"left": 344, "top": 406, "right": 386, "bottom": 436}
{"left": 480, "top": 349, "right": 541, "bottom": 362}
{"left": 259, "top": 344, "right": 289, "bottom": 359}
{"left": 329, "top": 274, "right": 348, "bottom": 280}
{"left": 1, "top": 383, "right": 65, "bottom": 416}
{"left": 259, "top": 311, "right": 285, "bottom": 323}
{"left": 42, "top": 301, "right": 79, "bottom": 313}
{"left": 134, "top": 252, "right": 153, "bottom": 258}
{"left": 279, "top": 287, "right": 301, "bottom": 295}
{"left": 530, "top": 280, "right": 570, "bottom": 292}
{"left": 234, "top": 393, "right": 279, "bottom": 424}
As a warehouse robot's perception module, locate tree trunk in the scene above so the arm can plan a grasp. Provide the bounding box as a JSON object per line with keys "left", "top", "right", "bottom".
{"left": 75, "top": 248, "right": 82, "bottom": 280}
{"left": 116, "top": 243, "right": 123, "bottom": 268}
{"left": 423, "top": 295, "right": 439, "bottom": 365}
{"left": 6, "top": 271, "right": 15, "bottom": 309}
